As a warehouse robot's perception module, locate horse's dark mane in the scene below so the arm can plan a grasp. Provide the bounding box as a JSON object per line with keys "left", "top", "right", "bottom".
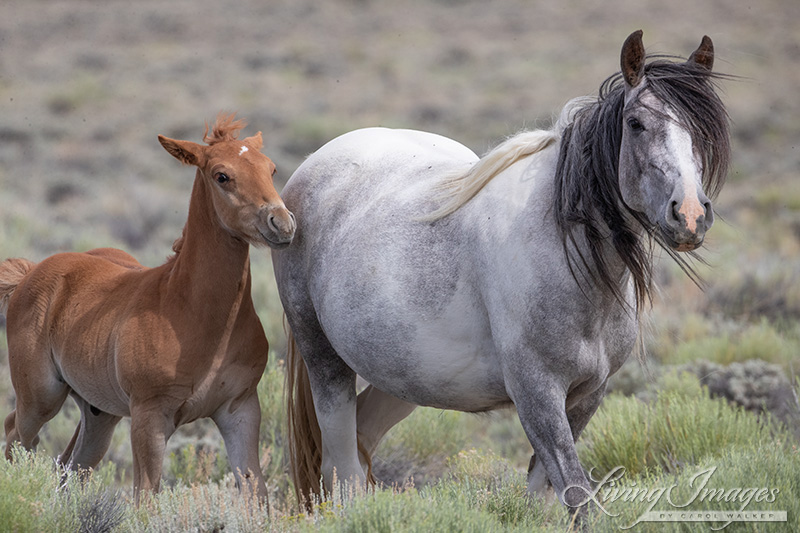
{"left": 203, "top": 112, "right": 247, "bottom": 145}
{"left": 553, "top": 56, "right": 731, "bottom": 312}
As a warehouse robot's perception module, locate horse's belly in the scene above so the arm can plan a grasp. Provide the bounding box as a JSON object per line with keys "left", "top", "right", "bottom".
{"left": 323, "top": 287, "right": 510, "bottom": 412}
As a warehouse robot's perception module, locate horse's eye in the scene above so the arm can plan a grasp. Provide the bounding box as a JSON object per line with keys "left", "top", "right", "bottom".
{"left": 627, "top": 117, "right": 645, "bottom": 132}
{"left": 215, "top": 172, "right": 230, "bottom": 184}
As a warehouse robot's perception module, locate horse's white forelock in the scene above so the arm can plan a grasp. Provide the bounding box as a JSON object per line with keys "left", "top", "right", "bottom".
{"left": 423, "top": 96, "right": 595, "bottom": 222}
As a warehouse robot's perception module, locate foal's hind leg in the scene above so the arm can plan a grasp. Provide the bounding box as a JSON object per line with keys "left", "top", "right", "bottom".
{"left": 355, "top": 385, "right": 416, "bottom": 475}
{"left": 58, "top": 395, "right": 121, "bottom": 472}
{"left": 4, "top": 336, "right": 70, "bottom": 459}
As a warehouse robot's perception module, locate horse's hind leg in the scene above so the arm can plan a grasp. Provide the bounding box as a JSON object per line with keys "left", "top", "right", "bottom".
{"left": 355, "top": 384, "right": 416, "bottom": 475}
{"left": 212, "top": 391, "right": 268, "bottom": 501}
{"left": 58, "top": 395, "right": 121, "bottom": 472}
{"left": 296, "top": 330, "right": 365, "bottom": 493}
{"left": 4, "top": 336, "right": 69, "bottom": 459}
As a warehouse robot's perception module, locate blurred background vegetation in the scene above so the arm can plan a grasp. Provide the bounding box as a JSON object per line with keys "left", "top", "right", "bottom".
{"left": 1, "top": 0, "right": 798, "bottom": 530}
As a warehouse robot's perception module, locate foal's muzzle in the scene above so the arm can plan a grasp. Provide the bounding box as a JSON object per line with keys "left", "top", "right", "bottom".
{"left": 259, "top": 206, "right": 296, "bottom": 248}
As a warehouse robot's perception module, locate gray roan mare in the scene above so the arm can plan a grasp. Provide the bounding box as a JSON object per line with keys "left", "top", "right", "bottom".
{"left": 272, "top": 30, "right": 730, "bottom": 509}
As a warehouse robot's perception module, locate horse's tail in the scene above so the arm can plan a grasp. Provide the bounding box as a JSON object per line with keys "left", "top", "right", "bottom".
{"left": 285, "top": 327, "right": 323, "bottom": 508}
{"left": 285, "top": 325, "right": 376, "bottom": 510}
{"left": 0, "top": 258, "right": 35, "bottom": 316}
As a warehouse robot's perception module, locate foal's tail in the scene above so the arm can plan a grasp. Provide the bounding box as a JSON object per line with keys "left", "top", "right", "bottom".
{"left": 285, "top": 327, "right": 375, "bottom": 510}
{"left": 0, "top": 258, "right": 35, "bottom": 316}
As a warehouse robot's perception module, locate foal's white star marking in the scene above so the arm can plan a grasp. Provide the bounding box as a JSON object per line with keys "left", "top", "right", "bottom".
{"left": 239, "top": 145, "right": 249, "bottom": 156}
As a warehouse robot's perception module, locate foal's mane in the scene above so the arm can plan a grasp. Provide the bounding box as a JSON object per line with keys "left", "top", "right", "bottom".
{"left": 203, "top": 112, "right": 248, "bottom": 145}
{"left": 427, "top": 56, "right": 731, "bottom": 312}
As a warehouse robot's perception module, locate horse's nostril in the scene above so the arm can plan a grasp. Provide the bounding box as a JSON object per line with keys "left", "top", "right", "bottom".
{"left": 267, "top": 214, "right": 278, "bottom": 233}
{"left": 670, "top": 200, "right": 681, "bottom": 223}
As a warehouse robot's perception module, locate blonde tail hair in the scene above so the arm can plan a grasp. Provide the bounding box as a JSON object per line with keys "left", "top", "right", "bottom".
{"left": 0, "top": 258, "right": 35, "bottom": 316}
{"left": 285, "top": 326, "right": 375, "bottom": 511}
{"left": 285, "top": 329, "right": 323, "bottom": 509}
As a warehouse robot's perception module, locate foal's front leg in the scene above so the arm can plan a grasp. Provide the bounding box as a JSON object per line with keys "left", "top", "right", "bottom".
{"left": 129, "top": 401, "right": 175, "bottom": 503}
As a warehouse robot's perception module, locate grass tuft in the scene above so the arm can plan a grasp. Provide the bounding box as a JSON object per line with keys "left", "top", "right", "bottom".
{"left": 579, "top": 371, "right": 790, "bottom": 478}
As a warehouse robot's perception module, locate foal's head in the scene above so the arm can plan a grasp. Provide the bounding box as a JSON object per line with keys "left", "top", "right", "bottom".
{"left": 158, "top": 113, "right": 295, "bottom": 248}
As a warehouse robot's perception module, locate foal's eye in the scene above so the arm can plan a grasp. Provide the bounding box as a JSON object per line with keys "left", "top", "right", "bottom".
{"left": 215, "top": 172, "right": 230, "bottom": 184}
{"left": 627, "top": 117, "right": 645, "bottom": 132}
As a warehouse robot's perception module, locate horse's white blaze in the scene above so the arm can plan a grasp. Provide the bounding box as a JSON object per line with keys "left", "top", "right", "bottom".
{"left": 666, "top": 118, "right": 704, "bottom": 232}
{"left": 238, "top": 145, "right": 248, "bottom": 156}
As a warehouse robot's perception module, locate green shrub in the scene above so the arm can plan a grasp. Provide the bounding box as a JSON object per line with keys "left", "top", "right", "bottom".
{"left": 258, "top": 353, "right": 291, "bottom": 498}
{"left": 0, "top": 447, "right": 126, "bottom": 532}
{"left": 657, "top": 319, "right": 800, "bottom": 371}
{"left": 307, "top": 483, "right": 563, "bottom": 533}
{"left": 579, "top": 372, "right": 789, "bottom": 477}
{"left": 585, "top": 444, "right": 800, "bottom": 533}
{"left": 166, "top": 443, "right": 228, "bottom": 487}
{"left": 124, "top": 477, "right": 270, "bottom": 533}
{"left": 374, "top": 407, "right": 469, "bottom": 487}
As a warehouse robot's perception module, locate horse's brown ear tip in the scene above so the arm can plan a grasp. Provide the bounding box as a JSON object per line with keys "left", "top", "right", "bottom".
{"left": 627, "top": 29, "right": 643, "bottom": 42}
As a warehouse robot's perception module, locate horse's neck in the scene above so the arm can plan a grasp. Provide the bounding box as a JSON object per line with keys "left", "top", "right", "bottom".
{"left": 518, "top": 149, "right": 636, "bottom": 306}
{"left": 167, "top": 173, "right": 251, "bottom": 314}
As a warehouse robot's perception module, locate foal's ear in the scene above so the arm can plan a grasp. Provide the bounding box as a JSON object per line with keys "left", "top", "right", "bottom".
{"left": 244, "top": 131, "right": 263, "bottom": 150}
{"left": 158, "top": 135, "right": 206, "bottom": 167}
{"left": 687, "top": 35, "right": 714, "bottom": 71}
{"left": 620, "top": 29, "right": 646, "bottom": 88}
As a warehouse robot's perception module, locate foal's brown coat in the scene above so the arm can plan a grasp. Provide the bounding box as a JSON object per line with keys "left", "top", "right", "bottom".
{"left": 0, "top": 114, "right": 294, "bottom": 502}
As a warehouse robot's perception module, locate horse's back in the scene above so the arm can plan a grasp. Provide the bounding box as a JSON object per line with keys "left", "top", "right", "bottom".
{"left": 284, "top": 128, "right": 478, "bottom": 212}
{"left": 309, "top": 127, "right": 478, "bottom": 166}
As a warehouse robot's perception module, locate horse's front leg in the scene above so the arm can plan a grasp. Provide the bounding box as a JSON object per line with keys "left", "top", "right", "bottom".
{"left": 526, "top": 383, "right": 607, "bottom": 503}
{"left": 213, "top": 391, "right": 268, "bottom": 503}
{"left": 507, "top": 367, "right": 592, "bottom": 509}
{"left": 129, "top": 400, "right": 175, "bottom": 503}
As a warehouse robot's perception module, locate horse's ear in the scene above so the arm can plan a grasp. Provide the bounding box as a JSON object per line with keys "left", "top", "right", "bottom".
{"left": 620, "top": 30, "right": 646, "bottom": 88}
{"left": 687, "top": 35, "right": 714, "bottom": 71}
{"left": 244, "top": 131, "right": 263, "bottom": 150}
{"left": 158, "top": 135, "right": 205, "bottom": 167}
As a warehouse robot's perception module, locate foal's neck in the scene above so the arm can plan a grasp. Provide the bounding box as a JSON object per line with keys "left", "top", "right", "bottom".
{"left": 168, "top": 171, "right": 252, "bottom": 311}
